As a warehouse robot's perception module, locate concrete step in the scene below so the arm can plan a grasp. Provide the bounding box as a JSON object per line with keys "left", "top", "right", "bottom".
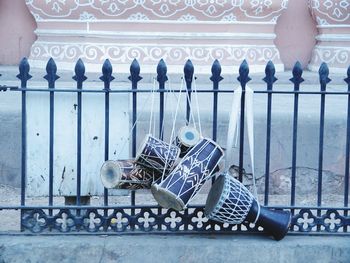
{"left": 0, "top": 235, "right": 349, "bottom": 263}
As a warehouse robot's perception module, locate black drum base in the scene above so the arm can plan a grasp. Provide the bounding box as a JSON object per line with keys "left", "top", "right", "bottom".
{"left": 247, "top": 200, "right": 292, "bottom": 241}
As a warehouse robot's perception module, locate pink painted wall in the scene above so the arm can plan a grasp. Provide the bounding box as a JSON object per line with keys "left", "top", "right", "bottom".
{"left": 0, "top": 0, "right": 36, "bottom": 65}
{"left": 275, "top": 0, "right": 318, "bottom": 69}
{"left": 0, "top": 0, "right": 317, "bottom": 70}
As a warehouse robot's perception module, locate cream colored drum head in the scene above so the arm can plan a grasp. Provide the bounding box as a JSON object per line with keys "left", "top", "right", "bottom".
{"left": 178, "top": 126, "right": 200, "bottom": 147}
{"left": 100, "top": 160, "right": 134, "bottom": 189}
{"left": 100, "top": 160, "right": 123, "bottom": 189}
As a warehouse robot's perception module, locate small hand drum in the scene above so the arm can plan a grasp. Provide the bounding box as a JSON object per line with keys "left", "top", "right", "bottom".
{"left": 174, "top": 126, "right": 201, "bottom": 157}
{"left": 205, "top": 173, "right": 291, "bottom": 240}
{"left": 135, "top": 134, "right": 180, "bottom": 174}
{"left": 151, "top": 138, "right": 224, "bottom": 211}
{"left": 100, "top": 160, "right": 157, "bottom": 190}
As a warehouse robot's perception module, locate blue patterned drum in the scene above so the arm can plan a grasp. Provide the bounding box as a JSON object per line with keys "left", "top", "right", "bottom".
{"left": 135, "top": 134, "right": 181, "bottom": 174}
{"left": 151, "top": 138, "right": 224, "bottom": 211}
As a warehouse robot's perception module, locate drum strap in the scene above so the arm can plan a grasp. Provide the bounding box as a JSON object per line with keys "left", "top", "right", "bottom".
{"left": 246, "top": 86, "right": 258, "bottom": 198}
{"left": 226, "top": 86, "right": 258, "bottom": 198}
{"left": 226, "top": 88, "right": 242, "bottom": 168}
{"left": 253, "top": 201, "right": 261, "bottom": 225}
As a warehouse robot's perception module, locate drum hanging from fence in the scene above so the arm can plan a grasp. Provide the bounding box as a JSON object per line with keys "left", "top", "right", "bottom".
{"left": 100, "top": 160, "right": 158, "bottom": 190}
{"left": 151, "top": 138, "right": 224, "bottom": 211}
{"left": 135, "top": 134, "right": 180, "bottom": 174}
{"left": 173, "top": 126, "right": 200, "bottom": 158}
{"left": 205, "top": 173, "right": 291, "bottom": 241}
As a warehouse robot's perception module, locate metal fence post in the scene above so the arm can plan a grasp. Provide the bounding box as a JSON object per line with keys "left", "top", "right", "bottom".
{"left": 72, "top": 59, "right": 86, "bottom": 225}
{"left": 237, "top": 60, "right": 251, "bottom": 182}
{"left": 344, "top": 66, "right": 350, "bottom": 232}
{"left": 129, "top": 59, "right": 142, "bottom": 158}
{"left": 184, "top": 60, "right": 194, "bottom": 126}
{"left": 99, "top": 59, "right": 114, "bottom": 211}
{"left": 263, "top": 61, "right": 277, "bottom": 206}
{"left": 157, "top": 59, "right": 168, "bottom": 140}
{"left": 210, "top": 59, "right": 223, "bottom": 142}
{"left": 44, "top": 58, "right": 60, "bottom": 217}
{"left": 289, "top": 61, "right": 304, "bottom": 220}
{"left": 17, "top": 58, "right": 32, "bottom": 231}
{"left": 317, "top": 63, "right": 331, "bottom": 230}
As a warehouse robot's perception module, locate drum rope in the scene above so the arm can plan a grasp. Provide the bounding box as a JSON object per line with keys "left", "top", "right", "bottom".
{"left": 113, "top": 85, "right": 155, "bottom": 160}
{"left": 159, "top": 79, "right": 172, "bottom": 140}
{"left": 185, "top": 86, "right": 197, "bottom": 130}
{"left": 192, "top": 78, "right": 203, "bottom": 136}
{"left": 159, "top": 77, "right": 185, "bottom": 182}
{"left": 148, "top": 77, "right": 157, "bottom": 135}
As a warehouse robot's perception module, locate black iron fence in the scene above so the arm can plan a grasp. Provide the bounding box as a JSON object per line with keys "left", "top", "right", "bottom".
{"left": 0, "top": 57, "right": 350, "bottom": 235}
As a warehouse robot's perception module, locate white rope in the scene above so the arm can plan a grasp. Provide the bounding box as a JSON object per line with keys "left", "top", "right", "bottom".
{"left": 185, "top": 87, "right": 197, "bottom": 130}
{"left": 160, "top": 77, "right": 184, "bottom": 181}
{"left": 148, "top": 77, "right": 157, "bottom": 135}
{"left": 193, "top": 78, "right": 203, "bottom": 136}
{"left": 159, "top": 79, "right": 171, "bottom": 140}
{"left": 114, "top": 87, "right": 155, "bottom": 159}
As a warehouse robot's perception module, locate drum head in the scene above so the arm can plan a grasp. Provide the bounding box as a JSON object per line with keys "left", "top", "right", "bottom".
{"left": 100, "top": 160, "right": 122, "bottom": 189}
{"left": 178, "top": 126, "right": 200, "bottom": 147}
{"left": 204, "top": 174, "right": 226, "bottom": 216}
{"left": 151, "top": 184, "right": 186, "bottom": 211}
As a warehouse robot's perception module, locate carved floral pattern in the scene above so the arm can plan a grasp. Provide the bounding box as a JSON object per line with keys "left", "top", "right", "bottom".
{"left": 26, "top": 0, "right": 288, "bottom": 21}
{"left": 308, "top": 0, "right": 350, "bottom": 72}
{"left": 30, "top": 42, "right": 280, "bottom": 65}
{"left": 309, "top": 46, "right": 350, "bottom": 68}
{"left": 309, "top": 0, "right": 350, "bottom": 24}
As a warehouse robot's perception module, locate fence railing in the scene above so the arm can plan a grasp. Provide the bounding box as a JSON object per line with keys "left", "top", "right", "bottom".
{"left": 0, "top": 57, "right": 350, "bottom": 235}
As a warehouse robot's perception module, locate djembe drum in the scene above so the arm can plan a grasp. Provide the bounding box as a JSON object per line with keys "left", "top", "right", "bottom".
{"left": 205, "top": 173, "right": 291, "bottom": 241}
{"left": 151, "top": 138, "right": 224, "bottom": 211}
{"left": 135, "top": 134, "right": 180, "bottom": 174}
{"left": 173, "top": 126, "right": 200, "bottom": 157}
{"left": 100, "top": 160, "right": 157, "bottom": 190}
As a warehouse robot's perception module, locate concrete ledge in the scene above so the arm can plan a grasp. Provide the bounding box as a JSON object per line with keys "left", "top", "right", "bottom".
{"left": 0, "top": 235, "right": 349, "bottom": 263}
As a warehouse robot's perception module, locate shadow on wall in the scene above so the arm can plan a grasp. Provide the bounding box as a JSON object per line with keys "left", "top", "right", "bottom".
{"left": 0, "top": 0, "right": 37, "bottom": 65}
{"left": 0, "top": 0, "right": 317, "bottom": 70}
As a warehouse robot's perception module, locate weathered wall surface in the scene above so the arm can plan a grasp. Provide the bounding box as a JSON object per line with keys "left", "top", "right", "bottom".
{"left": 0, "top": 0, "right": 36, "bottom": 65}
{"left": 0, "top": 0, "right": 317, "bottom": 69}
